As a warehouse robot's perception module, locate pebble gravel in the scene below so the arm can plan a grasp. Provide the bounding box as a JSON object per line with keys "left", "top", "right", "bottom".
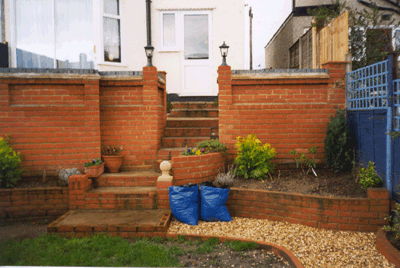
{"left": 167, "top": 217, "right": 394, "bottom": 268}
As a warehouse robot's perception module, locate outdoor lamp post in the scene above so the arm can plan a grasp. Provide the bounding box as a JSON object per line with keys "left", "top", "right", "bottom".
{"left": 219, "top": 41, "right": 229, "bottom": 66}
{"left": 145, "top": 45, "right": 154, "bottom": 67}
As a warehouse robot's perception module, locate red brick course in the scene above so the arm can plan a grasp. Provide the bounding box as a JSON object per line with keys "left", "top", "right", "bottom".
{"left": 218, "top": 62, "right": 347, "bottom": 166}
{"left": 171, "top": 152, "right": 226, "bottom": 185}
{"left": 376, "top": 228, "right": 400, "bottom": 266}
{"left": 227, "top": 187, "right": 390, "bottom": 232}
{"left": 0, "top": 187, "right": 69, "bottom": 221}
{"left": 0, "top": 74, "right": 101, "bottom": 176}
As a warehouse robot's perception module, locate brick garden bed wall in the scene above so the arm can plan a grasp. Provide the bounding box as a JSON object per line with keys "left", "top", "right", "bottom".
{"left": 218, "top": 62, "right": 346, "bottom": 166}
{"left": 171, "top": 152, "right": 226, "bottom": 185}
{"left": 227, "top": 187, "right": 390, "bottom": 232}
{"left": 0, "top": 67, "right": 167, "bottom": 176}
{"left": 100, "top": 68, "right": 166, "bottom": 171}
{"left": 0, "top": 187, "right": 69, "bottom": 222}
{"left": 376, "top": 228, "right": 400, "bottom": 266}
{"left": 0, "top": 72, "right": 101, "bottom": 176}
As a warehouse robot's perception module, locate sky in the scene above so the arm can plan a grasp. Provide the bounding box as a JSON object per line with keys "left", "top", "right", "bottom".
{"left": 243, "top": 0, "right": 293, "bottom": 69}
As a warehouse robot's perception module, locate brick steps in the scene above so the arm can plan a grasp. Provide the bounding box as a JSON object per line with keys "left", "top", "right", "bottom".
{"left": 166, "top": 117, "right": 218, "bottom": 128}
{"left": 47, "top": 210, "right": 172, "bottom": 238}
{"left": 85, "top": 186, "right": 157, "bottom": 210}
{"left": 161, "top": 136, "right": 209, "bottom": 148}
{"left": 164, "top": 127, "right": 212, "bottom": 137}
{"left": 170, "top": 109, "right": 218, "bottom": 118}
{"left": 95, "top": 171, "right": 159, "bottom": 187}
{"left": 171, "top": 101, "right": 217, "bottom": 109}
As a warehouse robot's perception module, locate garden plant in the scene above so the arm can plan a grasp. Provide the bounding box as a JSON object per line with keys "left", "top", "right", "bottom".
{"left": 234, "top": 134, "right": 276, "bottom": 180}
{"left": 289, "top": 146, "right": 318, "bottom": 177}
{"left": 0, "top": 135, "right": 23, "bottom": 188}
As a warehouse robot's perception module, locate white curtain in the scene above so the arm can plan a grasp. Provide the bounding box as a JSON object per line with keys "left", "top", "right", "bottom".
{"left": 0, "top": 0, "right": 4, "bottom": 43}
{"left": 15, "top": 0, "right": 94, "bottom": 69}
{"left": 103, "top": 17, "right": 120, "bottom": 62}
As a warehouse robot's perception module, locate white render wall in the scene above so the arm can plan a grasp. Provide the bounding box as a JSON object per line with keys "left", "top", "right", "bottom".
{"left": 100, "top": 0, "right": 246, "bottom": 96}
{"left": 3, "top": 0, "right": 245, "bottom": 96}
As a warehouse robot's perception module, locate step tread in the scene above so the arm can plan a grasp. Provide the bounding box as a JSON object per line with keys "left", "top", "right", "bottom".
{"left": 161, "top": 136, "right": 210, "bottom": 140}
{"left": 100, "top": 171, "right": 160, "bottom": 178}
{"left": 171, "top": 101, "right": 215, "bottom": 104}
{"left": 172, "top": 108, "right": 218, "bottom": 111}
{"left": 167, "top": 117, "right": 218, "bottom": 121}
{"left": 159, "top": 147, "right": 187, "bottom": 151}
{"left": 90, "top": 186, "right": 156, "bottom": 194}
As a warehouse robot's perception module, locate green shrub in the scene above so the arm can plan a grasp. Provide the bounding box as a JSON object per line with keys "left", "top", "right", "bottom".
{"left": 383, "top": 186, "right": 400, "bottom": 239}
{"left": 324, "top": 109, "right": 353, "bottom": 173}
{"left": 358, "top": 161, "right": 383, "bottom": 189}
{"left": 196, "top": 139, "right": 227, "bottom": 155}
{"left": 0, "top": 136, "right": 23, "bottom": 188}
{"left": 234, "top": 134, "right": 276, "bottom": 180}
{"left": 289, "top": 146, "right": 318, "bottom": 176}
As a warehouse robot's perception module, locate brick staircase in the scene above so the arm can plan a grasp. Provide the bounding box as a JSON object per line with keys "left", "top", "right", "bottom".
{"left": 158, "top": 102, "right": 219, "bottom": 162}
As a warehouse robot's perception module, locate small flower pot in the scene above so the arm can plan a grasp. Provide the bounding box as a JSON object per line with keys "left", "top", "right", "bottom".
{"left": 102, "top": 155, "right": 124, "bottom": 173}
{"left": 84, "top": 163, "right": 105, "bottom": 178}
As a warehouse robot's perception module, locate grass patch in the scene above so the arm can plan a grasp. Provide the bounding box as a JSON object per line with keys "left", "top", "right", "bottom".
{"left": 224, "top": 240, "right": 259, "bottom": 251}
{"left": 195, "top": 237, "right": 220, "bottom": 254}
{"left": 0, "top": 234, "right": 181, "bottom": 267}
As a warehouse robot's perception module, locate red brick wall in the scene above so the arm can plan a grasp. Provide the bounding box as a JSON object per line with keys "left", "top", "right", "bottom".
{"left": 227, "top": 187, "right": 389, "bottom": 232}
{"left": 0, "top": 187, "right": 69, "bottom": 221}
{"left": 0, "top": 74, "right": 101, "bottom": 176}
{"left": 100, "top": 67, "right": 166, "bottom": 171}
{"left": 171, "top": 152, "right": 226, "bottom": 185}
{"left": 218, "top": 62, "right": 347, "bottom": 166}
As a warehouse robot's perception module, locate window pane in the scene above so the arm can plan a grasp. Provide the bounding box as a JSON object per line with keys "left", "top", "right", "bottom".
{"left": 163, "top": 14, "right": 175, "bottom": 47}
{"left": 55, "top": 0, "right": 94, "bottom": 69}
{"left": 16, "top": 0, "right": 55, "bottom": 68}
{"left": 104, "top": 17, "right": 121, "bottom": 62}
{"left": 184, "top": 15, "right": 208, "bottom": 60}
{"left": 104, "top": 0, "right": 119, "bottom": 15}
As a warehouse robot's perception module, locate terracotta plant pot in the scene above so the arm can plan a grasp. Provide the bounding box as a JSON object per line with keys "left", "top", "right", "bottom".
{"left": 84, "top": 163, "right": 105, "bottom": 178}
{"left": 102, "top": 155, "right": 124, "bottom": 173}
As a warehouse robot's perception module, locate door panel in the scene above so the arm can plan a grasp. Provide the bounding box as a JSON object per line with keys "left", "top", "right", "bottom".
{"left": 181, "top": 11, "right": 212, "bottom": 96}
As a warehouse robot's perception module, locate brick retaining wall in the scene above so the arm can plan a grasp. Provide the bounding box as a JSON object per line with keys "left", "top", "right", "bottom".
{"left": 218, "top": 62, "right": 347, "bottom": 166}
{"left": 171, "top": 152, "right": 226, "bottom": 185}
{"left": 227, "top": 187, "right": 389, "bottom": 232}
{"left": 0, "top": 187, "right": 69, "bottom": 222}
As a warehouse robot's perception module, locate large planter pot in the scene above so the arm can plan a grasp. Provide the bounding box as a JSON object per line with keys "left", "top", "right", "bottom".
{"left": 102, "top": 155, "right": 123, "bottom": 173}
{"left": 84, "top": 163, "right": 105, "bottom": 178}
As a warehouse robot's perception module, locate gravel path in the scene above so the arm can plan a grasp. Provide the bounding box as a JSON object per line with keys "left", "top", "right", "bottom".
{"left": 167, "top": 217, "right": 394, "bottom": 268}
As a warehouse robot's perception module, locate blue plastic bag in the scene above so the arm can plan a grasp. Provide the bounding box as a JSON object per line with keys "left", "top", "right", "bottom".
{"left": 200, "top": 185, "right": 232, "bottom": 222}
{"left": 169, "top": 185, "right": 199, "bottom": 225}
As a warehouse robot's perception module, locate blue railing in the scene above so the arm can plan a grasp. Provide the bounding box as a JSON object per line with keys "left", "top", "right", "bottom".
{"left": 346, "top": 59, "right": 389, "bottom": 110}
{"left": 394, "top": 79, "right": 400, "bottom": 131}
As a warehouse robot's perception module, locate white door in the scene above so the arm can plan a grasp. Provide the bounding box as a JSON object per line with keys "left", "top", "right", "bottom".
{"left": 181, "top": 11, "right": 212, "bottom": 96}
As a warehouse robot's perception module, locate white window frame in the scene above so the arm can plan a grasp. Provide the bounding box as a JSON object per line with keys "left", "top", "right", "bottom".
{"left": 159, "top": 11, "right": 179, "bottom": 52}
{"left": 99, "top": 0, "right": 125, "bottom": 66}
{"left": 9, "top": 0, "right": 99, "bottom": 69}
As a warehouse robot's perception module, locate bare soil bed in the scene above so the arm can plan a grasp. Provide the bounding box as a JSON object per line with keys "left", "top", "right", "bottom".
{"left": 5, "top": 176, "right": 65, "bottom": 189}
{"left": 386, "top": 231, "right": 400, "bottom": 252}
{"left": 233, "top": 168, "right": 367, "bottom": 198}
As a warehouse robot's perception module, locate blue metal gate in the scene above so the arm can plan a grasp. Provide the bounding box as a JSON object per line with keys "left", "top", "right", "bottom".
{"left": 346, "top": 54, "right": 400, "bottom": 199}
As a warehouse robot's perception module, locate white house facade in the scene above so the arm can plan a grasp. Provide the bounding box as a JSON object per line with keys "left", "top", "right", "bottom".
{"left": 1, "top": 0, "right": 245, "bottom": 97}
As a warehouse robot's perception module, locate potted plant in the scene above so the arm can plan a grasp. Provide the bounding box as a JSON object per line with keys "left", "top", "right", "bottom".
{"left": 101, "top": 145, "right": 124, "bottom": 173}
{"left": 83, "top": 158, "right": 105, "bottom": 178}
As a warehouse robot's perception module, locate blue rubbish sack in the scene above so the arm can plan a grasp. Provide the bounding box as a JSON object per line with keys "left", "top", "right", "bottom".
{"left": 200, "top": 185, "right": 232, "bottom": 222}
{"left": 169, "top": 185, "right": 199, "bottom": 225}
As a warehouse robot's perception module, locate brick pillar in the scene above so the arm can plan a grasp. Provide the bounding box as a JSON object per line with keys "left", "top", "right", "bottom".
{"left": 218, "top": 65, "right": 233, "bottom": 158}
{"left": 68, "top": 174, "right": 91, "bottom": 210}
{"left": 142, "top": 66, "right": 162, "bottom": 166}
{"left": 322, "top": 61, "right": 347, "bottom": 110}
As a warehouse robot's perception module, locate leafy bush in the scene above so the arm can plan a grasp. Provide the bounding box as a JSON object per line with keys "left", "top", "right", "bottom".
{"left": 0, "top": 136, "right": 23, "bottom": 188}
{"left": 234, "top": 134, "right": 276, "bottom": 180}
{"left": 324, "top": 109, "right": 353, "bottom": 173}
{"left": 196, "top": 139, "right": 227, "bottom": 155}
{"left": 358, "top": 161, "right": 383, "bottom": 189}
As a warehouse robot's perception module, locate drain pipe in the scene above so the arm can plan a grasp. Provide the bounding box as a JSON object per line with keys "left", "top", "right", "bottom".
{"left": 146, "top": 0, "right": 152, "bottom": 46}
